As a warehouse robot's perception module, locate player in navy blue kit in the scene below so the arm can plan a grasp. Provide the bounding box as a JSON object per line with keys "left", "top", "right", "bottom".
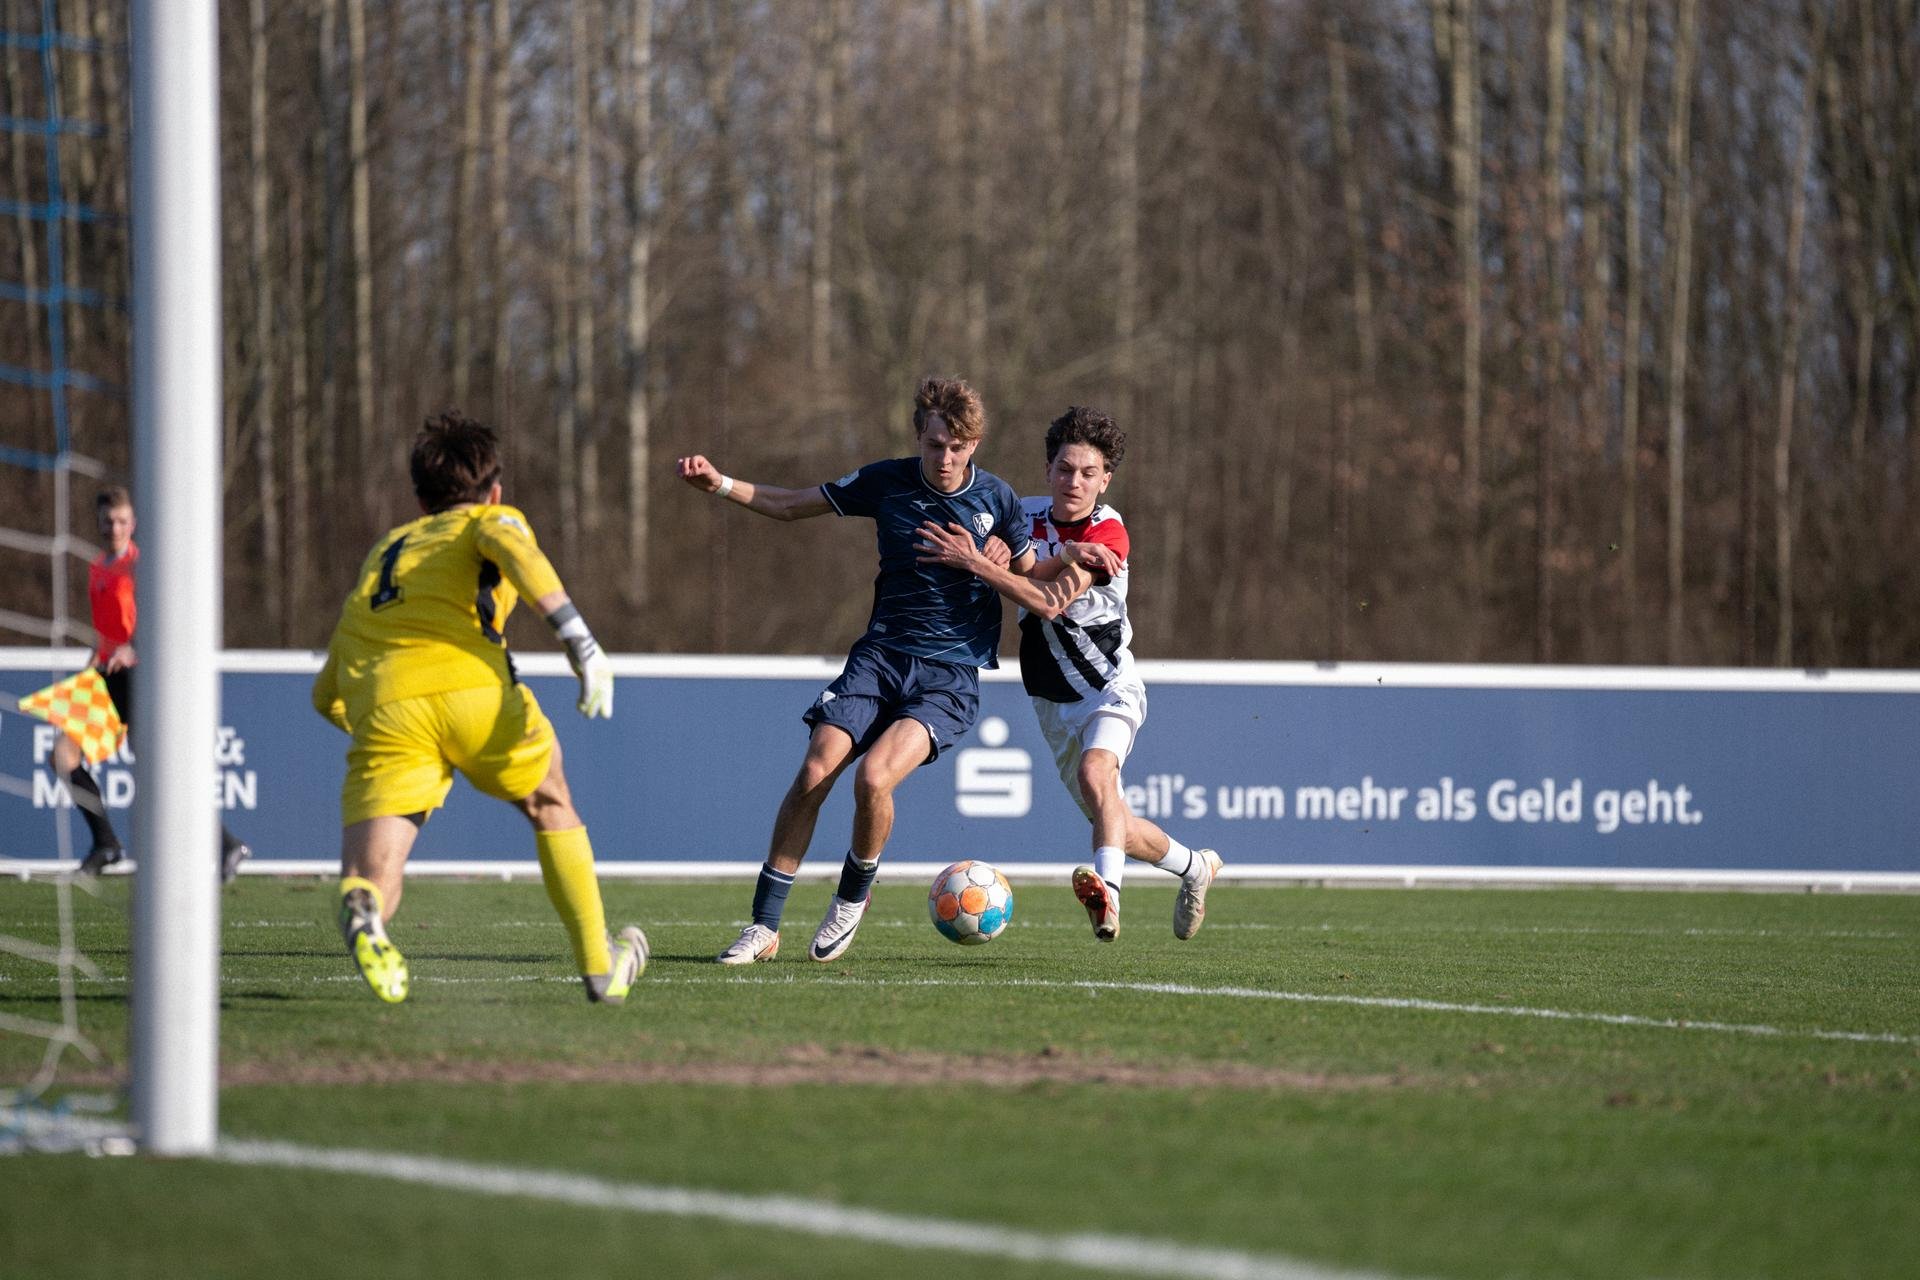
{"left": 675, "top": 377, "right": 1034, "bottom": 964}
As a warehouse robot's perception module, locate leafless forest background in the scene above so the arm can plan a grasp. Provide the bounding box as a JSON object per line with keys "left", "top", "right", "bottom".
{"left": 2, "top": 0, "right": 1918, "bottom": 666}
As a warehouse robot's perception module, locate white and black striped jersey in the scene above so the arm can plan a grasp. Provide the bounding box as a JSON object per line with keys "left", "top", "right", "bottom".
{"left": 1016, "top": 497, "right": 1135, "bottom": 703}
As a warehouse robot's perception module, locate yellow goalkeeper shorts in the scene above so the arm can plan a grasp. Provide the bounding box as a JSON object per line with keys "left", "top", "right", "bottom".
{"left": 340, "top": 683, "right": 556, "bottom": 825}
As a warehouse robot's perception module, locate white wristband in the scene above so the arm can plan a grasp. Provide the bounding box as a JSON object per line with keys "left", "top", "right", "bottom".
{"left": 714, "top": 475, "right": 735, "bottom": 499}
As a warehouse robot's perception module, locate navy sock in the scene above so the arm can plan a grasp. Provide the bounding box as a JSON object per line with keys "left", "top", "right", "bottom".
{"left": 751, "top": 863, "right": 796, "bottom": 929}
{"left": 835, "top": 852, "right": 880, "bottom": 903}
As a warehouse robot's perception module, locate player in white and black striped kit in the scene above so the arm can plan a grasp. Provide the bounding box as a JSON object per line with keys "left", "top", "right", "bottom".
{"left": 917, "top": 406, "right": 1222, "bottom": 941}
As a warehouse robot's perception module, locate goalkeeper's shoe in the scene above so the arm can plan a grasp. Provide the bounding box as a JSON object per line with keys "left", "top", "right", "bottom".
{"left": 349, "top": 929, "right": 409, "bottom": 1004}
{"left": 586, "top": 925, "right": 649, "bottom": 1004}
{"left": 1071, "top": 866, "right": 1119, "bottom": 941}
{"left": 1172, "top": 848, "right": 1224, "bottom": 941}
{"left": 808, "top": 894, "right": 869, "bottom": 963}
{"left": 341, "top": 888, "right": 408, "bottom": 1004}
{"left": 715, "top": 923, "right": 780, "bottom": 965}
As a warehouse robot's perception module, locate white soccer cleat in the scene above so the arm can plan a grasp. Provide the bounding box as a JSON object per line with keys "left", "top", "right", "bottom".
{"left": 1173, "top": 848, "right": 1224, "bottom": 940}
{"left": 587, "top": 925, "right": 649, "bottom": 1004}
{"left": 1072, "top": 866, "right": 1119, "bottom": 941}
{"left": 716, "top": 923, "right": 781, "bottom": 965}
{"left": 808, "top": 894, "right": 870, "bottom": 963}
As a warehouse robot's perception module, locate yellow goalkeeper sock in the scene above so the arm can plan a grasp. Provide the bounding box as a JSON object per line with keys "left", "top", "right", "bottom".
{"left": 537, "top": 826, "right": 611, "bottom": 976}
{"left": 337, "top": 875, "right": 386, "bottom": 941}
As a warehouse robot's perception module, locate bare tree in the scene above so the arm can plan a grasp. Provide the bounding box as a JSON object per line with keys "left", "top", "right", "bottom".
{"left": 1325, "top": 14, "right": 1378, "bottom": 386}
{"left": 312, "top": 0, "right": 339, "bottom": 523}
{"left": 488, "top": 0, "right": 513, "bottom": 424}
{"left": 1820, "top": 33, "right": 1876, "bottom": 471}
{"left": 1617, "top": 0, "right": 1648, "bottom": 656}
{"left": 569, "top": 0, "right": 599, "bottom": 548}
{"left": 1774, "top": 12, "right": 1823, "bottom": 666}
{"left": 249, "top": 0, "right": 283, "bottom": 639}
{"left": 286, "top": 176, "right": 312, "bottom": 643}
{"left": 1662, "top": 0, "right": 1699, "bottom": 663}
{"left": 1439, "top": 0, "right": 1484, "bottom": 651}
{"left": 4, "top": 43, "right": 44, "bottom": 443}
{"left": 807, "top": 0, "right": 838, "bottom": 379}
{"left": 962, "top": 0, "right": 988, "bottom": 373}
{"left": 1579, "top": 0, "right": 1611, "bottom": 468}
{"left": 346, "top": 0, "right": 376, "bottom": 507}
{"left": 1112, "top": 0, "right": 1144, "bottom": 422}
{"left": 1537, "top": 0, "right": 1568, "bottom": 661}
{"left": 451, "top": 0, "right": 485, "bottom": 404}
{"left": 624, "top": 0, "right": 655, "bottom": 611}
{"left": 65, "top": 0, "right": 97, "bottom": 196}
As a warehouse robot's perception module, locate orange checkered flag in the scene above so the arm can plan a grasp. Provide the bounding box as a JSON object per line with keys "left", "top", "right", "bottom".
{"left": 17, "top": 669, "right": 127, "bottom": 766}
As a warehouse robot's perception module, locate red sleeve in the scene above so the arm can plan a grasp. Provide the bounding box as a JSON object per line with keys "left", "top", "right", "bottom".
{"left": 1078, "top": 519, "right": 1129, "bottom": 585}
{"left": 1084, "top": 520, "right": 1129, "bottom": 560}
{"left": 113, "top": 571, "right": 137, "bottom": 640}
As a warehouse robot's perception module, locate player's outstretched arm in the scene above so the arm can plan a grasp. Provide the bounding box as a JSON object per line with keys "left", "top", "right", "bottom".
{"left": 472, "top": 512, "right": 614, "bottom": 719}
{"left": 916, "top": 521, "right": 1094, "bottom": 621}
{"left": 535, "top": 592, "right": 614, "bottom": 719}
{"left": 675, "top": 454, "right": 833, "bottom": 522}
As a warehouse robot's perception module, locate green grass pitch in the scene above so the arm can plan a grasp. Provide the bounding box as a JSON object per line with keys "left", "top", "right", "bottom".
{"left": 3, "top": 876, "right": 1918, "bottom": 1279}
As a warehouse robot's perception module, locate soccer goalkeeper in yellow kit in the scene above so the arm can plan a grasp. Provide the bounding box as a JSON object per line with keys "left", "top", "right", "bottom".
{"left": 313, "top": 412, "right": 644, "bottom": 1005}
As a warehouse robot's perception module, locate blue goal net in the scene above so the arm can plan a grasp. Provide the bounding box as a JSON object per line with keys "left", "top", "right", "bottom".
{"left": 0, "top": 0, "right": 128, "bottom": 1145}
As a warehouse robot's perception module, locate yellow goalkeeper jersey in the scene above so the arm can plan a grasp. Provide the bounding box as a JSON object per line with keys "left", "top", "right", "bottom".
{"left": 314, "top": 503, "right": 564, "bottom": 731}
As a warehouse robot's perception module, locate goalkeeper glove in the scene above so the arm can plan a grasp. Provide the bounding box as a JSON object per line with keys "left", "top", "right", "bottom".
{"left": 547, "top": 603, "right": 614, "bottom": 719}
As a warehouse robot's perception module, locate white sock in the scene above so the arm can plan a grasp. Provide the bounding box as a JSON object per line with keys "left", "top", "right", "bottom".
{"left": 1093, "top": 845, "right": 1126, "bottom": 891}
{"left": 1157, "top": 838, "right": 1195, "bottom": 880}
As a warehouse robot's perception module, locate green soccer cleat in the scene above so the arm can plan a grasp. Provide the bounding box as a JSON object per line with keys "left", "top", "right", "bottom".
{"left": 586, "top": 925, "right": 649, "bottom": 1005}
{"left": 350, "top": 929, "right": 410, "bottom": 1004}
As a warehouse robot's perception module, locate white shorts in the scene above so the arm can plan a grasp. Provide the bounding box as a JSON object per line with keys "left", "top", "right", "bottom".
{"left": 1031, "top": 679, "right": 1147, "bottom": 823}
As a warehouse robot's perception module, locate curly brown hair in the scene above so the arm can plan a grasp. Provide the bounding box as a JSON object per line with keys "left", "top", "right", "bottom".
{"left": 1044, "top": 406, "right": 1125, "bottom": 471}
{"left": 912, "top": 376, "right": 985, "bottom": 443}
{"left": 410, "top": 410, "right": 503, "bottom": 511}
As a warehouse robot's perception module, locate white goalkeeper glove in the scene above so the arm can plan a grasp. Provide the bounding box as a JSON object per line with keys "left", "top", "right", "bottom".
{"left": 547, "top": 603, "right": 614, "bottom": 719}
{"left": 574, "top": 649, "right": 614, "bottom": 719}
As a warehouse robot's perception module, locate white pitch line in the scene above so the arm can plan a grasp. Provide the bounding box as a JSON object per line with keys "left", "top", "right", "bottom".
{"left": 666, "top": 974, "right": 1920, "bottom": 1048}
{"left": 192, "top": 971, "right": 1920, "bottom": 1047}
{"left": 211, "top": 1138, "right": 1405, "bottom": 1280}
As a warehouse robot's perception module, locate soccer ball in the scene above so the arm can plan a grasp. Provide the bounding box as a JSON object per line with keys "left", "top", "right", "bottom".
{"left": 928, "top": 860, "right": 1014, "bottom": 946}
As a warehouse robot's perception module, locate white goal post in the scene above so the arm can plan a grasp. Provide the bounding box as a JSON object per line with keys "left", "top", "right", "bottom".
{"left": 128, "top": 0, "right": 222, "bottom": 1156}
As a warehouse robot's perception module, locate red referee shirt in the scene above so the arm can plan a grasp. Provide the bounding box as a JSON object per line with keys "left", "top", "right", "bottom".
{"left": 89, "top": 542, "right": 138, "bottom": 668}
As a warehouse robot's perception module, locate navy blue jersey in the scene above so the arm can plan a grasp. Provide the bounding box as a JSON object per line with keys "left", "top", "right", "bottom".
{"left": 820, "top": 458, "right": 1032, "bottom": 668}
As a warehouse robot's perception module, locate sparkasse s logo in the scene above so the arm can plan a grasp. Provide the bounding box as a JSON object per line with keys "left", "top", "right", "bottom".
{"left": 953, "top": 716, "right": 1030, "bottom": 818}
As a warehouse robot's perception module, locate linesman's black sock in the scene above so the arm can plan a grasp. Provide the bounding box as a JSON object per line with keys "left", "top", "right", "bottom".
{"left": 66, "top": 766, "right": 121, "bottom": 851}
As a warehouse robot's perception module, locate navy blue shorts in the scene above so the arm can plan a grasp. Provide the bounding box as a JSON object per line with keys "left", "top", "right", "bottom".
{"left": 803, "top": 637, "right": 981, "bottom": 764}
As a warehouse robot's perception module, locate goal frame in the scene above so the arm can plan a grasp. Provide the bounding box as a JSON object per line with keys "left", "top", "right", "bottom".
{"left": 128, "top": 0, "right": 222, "bottom": 1156}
